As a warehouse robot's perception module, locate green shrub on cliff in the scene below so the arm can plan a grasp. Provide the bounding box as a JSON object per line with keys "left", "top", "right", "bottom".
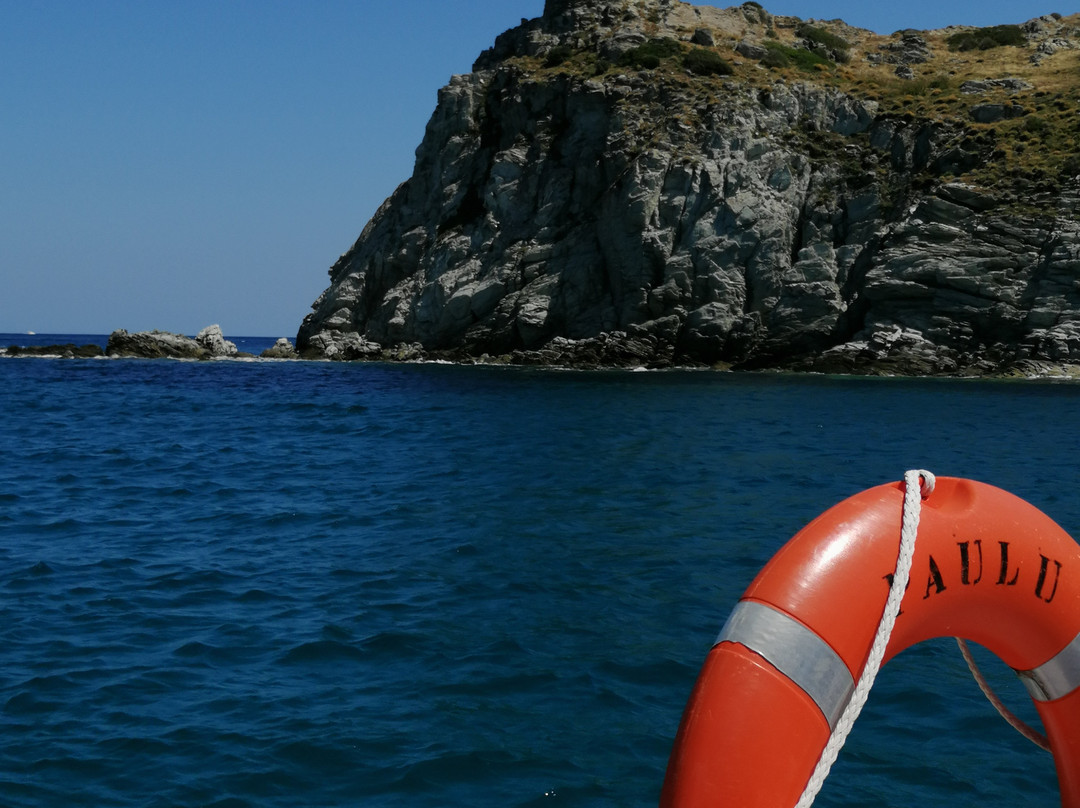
{"left": 797, "top": 24, "right": 849, "bottom": 54}
{"left": 544, "top": 45, "right": 575, "bottom": 67}
{"left": 762, "top": 40, "right": 832, "bottom": 71}
{"left": 1061, "top": 155, "right": 1080, "bottom": 179}
{"left": 796, "top": 23, "right": 851, "bottom": 64}
{"left": 947, "top": 24, "right": 1026, "bottom": 51}
{"left": 620, "top": 38, "right": 683, "bottom": 70}
{"left": 1024, "top": 115, "right": 1049, "bottom": 134}
{"left": 683, "top": 48, "right": 733, "bottom": 76}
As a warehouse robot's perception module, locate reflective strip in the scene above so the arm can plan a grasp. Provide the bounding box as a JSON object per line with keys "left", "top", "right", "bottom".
{"left": 715, "top": 600, "right": 854, "bottom": 730}
{"left": 1016, "top": 631, "right": 1080, "bottom": 702}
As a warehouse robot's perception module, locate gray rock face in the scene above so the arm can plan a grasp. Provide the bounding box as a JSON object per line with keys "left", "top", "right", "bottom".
{"left": 876, "top": 32, "right": 932, "bottom": 66}
{"left": 260, "top": 338, "right": 300, "bottom": 359}
{"left": 107, "top": 329, "right": 208, "bottom": 359}
{"left": 107, "top": 326, "right": 239, "bottom": 359}
{"left": 1022, "top": 14, "right": 1080, "bottom": 63}
{"left": 297, "top": 2, "right": 1080, "bottom": 374}
{"left": 196, "top": 325, "right": 238, "bottom": 357}
{"left": 969, "top": 103, "right": 1027, "bottom": 123}
{"left": 693, "top": 28, "right": 717, "bottom": 47}
{"left": 735, "top": 40, "right": 768, "bottom": 60}
{"left": 960, "top": 77, "right": 1034, "bottom": 94}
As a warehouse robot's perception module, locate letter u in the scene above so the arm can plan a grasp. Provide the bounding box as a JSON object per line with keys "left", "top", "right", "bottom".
{"left": 1036, "top": 555, "right": 1063, "bottom": 603}
{"left": 959, "top": 540, "right": 983, "bottom": 585}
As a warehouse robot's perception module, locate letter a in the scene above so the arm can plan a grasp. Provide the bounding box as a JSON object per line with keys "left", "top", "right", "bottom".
{"left": 923, "top": 555, "right": 947, "bottom": 599}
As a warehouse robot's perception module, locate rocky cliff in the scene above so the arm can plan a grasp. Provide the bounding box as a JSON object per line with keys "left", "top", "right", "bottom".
{"left": 297, "top": 0, "right": 1080, "bottom": 374}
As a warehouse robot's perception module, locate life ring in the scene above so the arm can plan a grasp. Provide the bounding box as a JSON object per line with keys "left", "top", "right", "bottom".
{"left": 661, "top": 476, "right": 1080, "bottom": 807}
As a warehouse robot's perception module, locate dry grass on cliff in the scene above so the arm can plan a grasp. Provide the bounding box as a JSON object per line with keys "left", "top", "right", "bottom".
{"left": 862, "top": 32, "right": 1080, "bottom": 189}
{"left": 508, "top": 7, "right": 1080, "bottom": 194}
{"left": 760, "top": 14, "right": 1080, "bottom": 189}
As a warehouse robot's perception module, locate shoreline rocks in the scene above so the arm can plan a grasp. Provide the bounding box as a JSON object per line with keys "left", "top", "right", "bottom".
{"left": 8, "top": 326, "right": 1080, "bottom": 379}
{"left": 195, "top": 324, "right": 239, "bottom": 357}
{"left": 260, "top": 338, "right": 301, "bottom": 359}
{"left": 4, "top": 343, "right": 104, "bottom": 358}
{"left": 4, "top": 328, "right": 307, "bottom": 362}
{"left": 105, "top": 325, "right": 242, "bottom": 359}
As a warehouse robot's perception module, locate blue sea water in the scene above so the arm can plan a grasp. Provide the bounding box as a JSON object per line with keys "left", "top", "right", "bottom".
{"left": 1, "top": 336, "right": 1077, "bottom": 806}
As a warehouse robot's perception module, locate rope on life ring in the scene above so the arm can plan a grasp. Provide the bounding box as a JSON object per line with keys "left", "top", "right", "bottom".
{"left": 957, "top": 636, "right": 1050, "bottom": 751}
{"left": 793, "top": 469, "right": 933, "bottom": 807}
{"left": 661, "top": 473, "right": 1080, "bottom": 808}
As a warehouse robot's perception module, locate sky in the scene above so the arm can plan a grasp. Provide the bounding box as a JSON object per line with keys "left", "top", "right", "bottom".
{"left": 1, "top": 1, "right": 1065, "bottom": 338}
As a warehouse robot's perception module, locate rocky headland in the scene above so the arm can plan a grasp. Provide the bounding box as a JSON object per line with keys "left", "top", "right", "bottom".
{"left": 295, "top": 0, "right": 1080, "bottom": 376}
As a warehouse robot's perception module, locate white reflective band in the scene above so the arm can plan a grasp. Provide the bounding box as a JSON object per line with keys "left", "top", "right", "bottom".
{"left": 715, "top": 600, "right": 854, "bottom": 730}
{"left": 1016, "top": 631, "right": 1080, "bottom": 702}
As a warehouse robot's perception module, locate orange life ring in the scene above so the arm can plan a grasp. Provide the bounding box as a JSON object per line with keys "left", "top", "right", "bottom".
{"left": 661, "top": 477, "right": 1080, "bottom": 807}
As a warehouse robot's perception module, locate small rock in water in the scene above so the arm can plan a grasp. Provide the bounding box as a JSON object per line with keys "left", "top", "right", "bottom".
{"left": 195, "top": 324, "right": 238, "bottom": 357}
{"left": 261, "top": 338, "right": 300, "bottom": 359}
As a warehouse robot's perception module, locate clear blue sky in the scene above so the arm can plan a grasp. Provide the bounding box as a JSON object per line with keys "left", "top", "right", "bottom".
{"left": 1, "top": 1, "right": 1060, "bottom": 338}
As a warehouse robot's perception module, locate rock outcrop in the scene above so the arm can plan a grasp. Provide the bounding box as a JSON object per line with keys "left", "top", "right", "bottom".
{"left": 4, "top": 343, "right": 104, "bottom": 358}
{"left": 107, "top": 325, "right": 240, "bottom": 359}
{"left": 260, "top": 338, "right": 300, "bottom": 359}
{"left": 297, "top": 0, "right": 1080, "bottom": 374}
{"left": 195, "top": 325, "right": 239, "bottom": 358}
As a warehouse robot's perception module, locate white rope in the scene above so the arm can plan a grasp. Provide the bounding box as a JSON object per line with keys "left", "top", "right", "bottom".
{"left": 956, "top": 637, "right": 1051, "bottom": 751}
{"left": 794, "top": 469, "right": 935, "bottom": 808}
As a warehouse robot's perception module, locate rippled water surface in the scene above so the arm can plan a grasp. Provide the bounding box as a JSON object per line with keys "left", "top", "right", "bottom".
{"left": 2, "top": 340, "right": 1078, "bottom": 806}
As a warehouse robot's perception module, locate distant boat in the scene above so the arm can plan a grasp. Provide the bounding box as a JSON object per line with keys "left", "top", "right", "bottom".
{"left": 26, "top": 331, "right": 35, "bottom": 335}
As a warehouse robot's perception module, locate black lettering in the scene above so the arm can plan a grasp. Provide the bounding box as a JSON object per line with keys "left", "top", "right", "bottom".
{"left": 997, "top": 541, "right": 1020, "bottom": 586}
{"left": 923, "top": 555, "right": 947, "bottom": 599}
{"left": 883, "top": 572, "right": 911, "bottom": 614}
{"left": 958, "top": 540, "right": 983, "bottom": 585}
{"left": 1035, "top": 555, "right": 1063, "bottom": 603}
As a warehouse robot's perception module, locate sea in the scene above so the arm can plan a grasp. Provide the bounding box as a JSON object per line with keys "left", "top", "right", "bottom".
{"left": 1, "top": 333, "right": 1075, "bottom": 807}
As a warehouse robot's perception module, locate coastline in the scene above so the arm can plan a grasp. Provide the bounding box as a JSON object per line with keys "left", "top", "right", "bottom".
{"left": 5, "top": 330, "right": 1080, "bottom": 381}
